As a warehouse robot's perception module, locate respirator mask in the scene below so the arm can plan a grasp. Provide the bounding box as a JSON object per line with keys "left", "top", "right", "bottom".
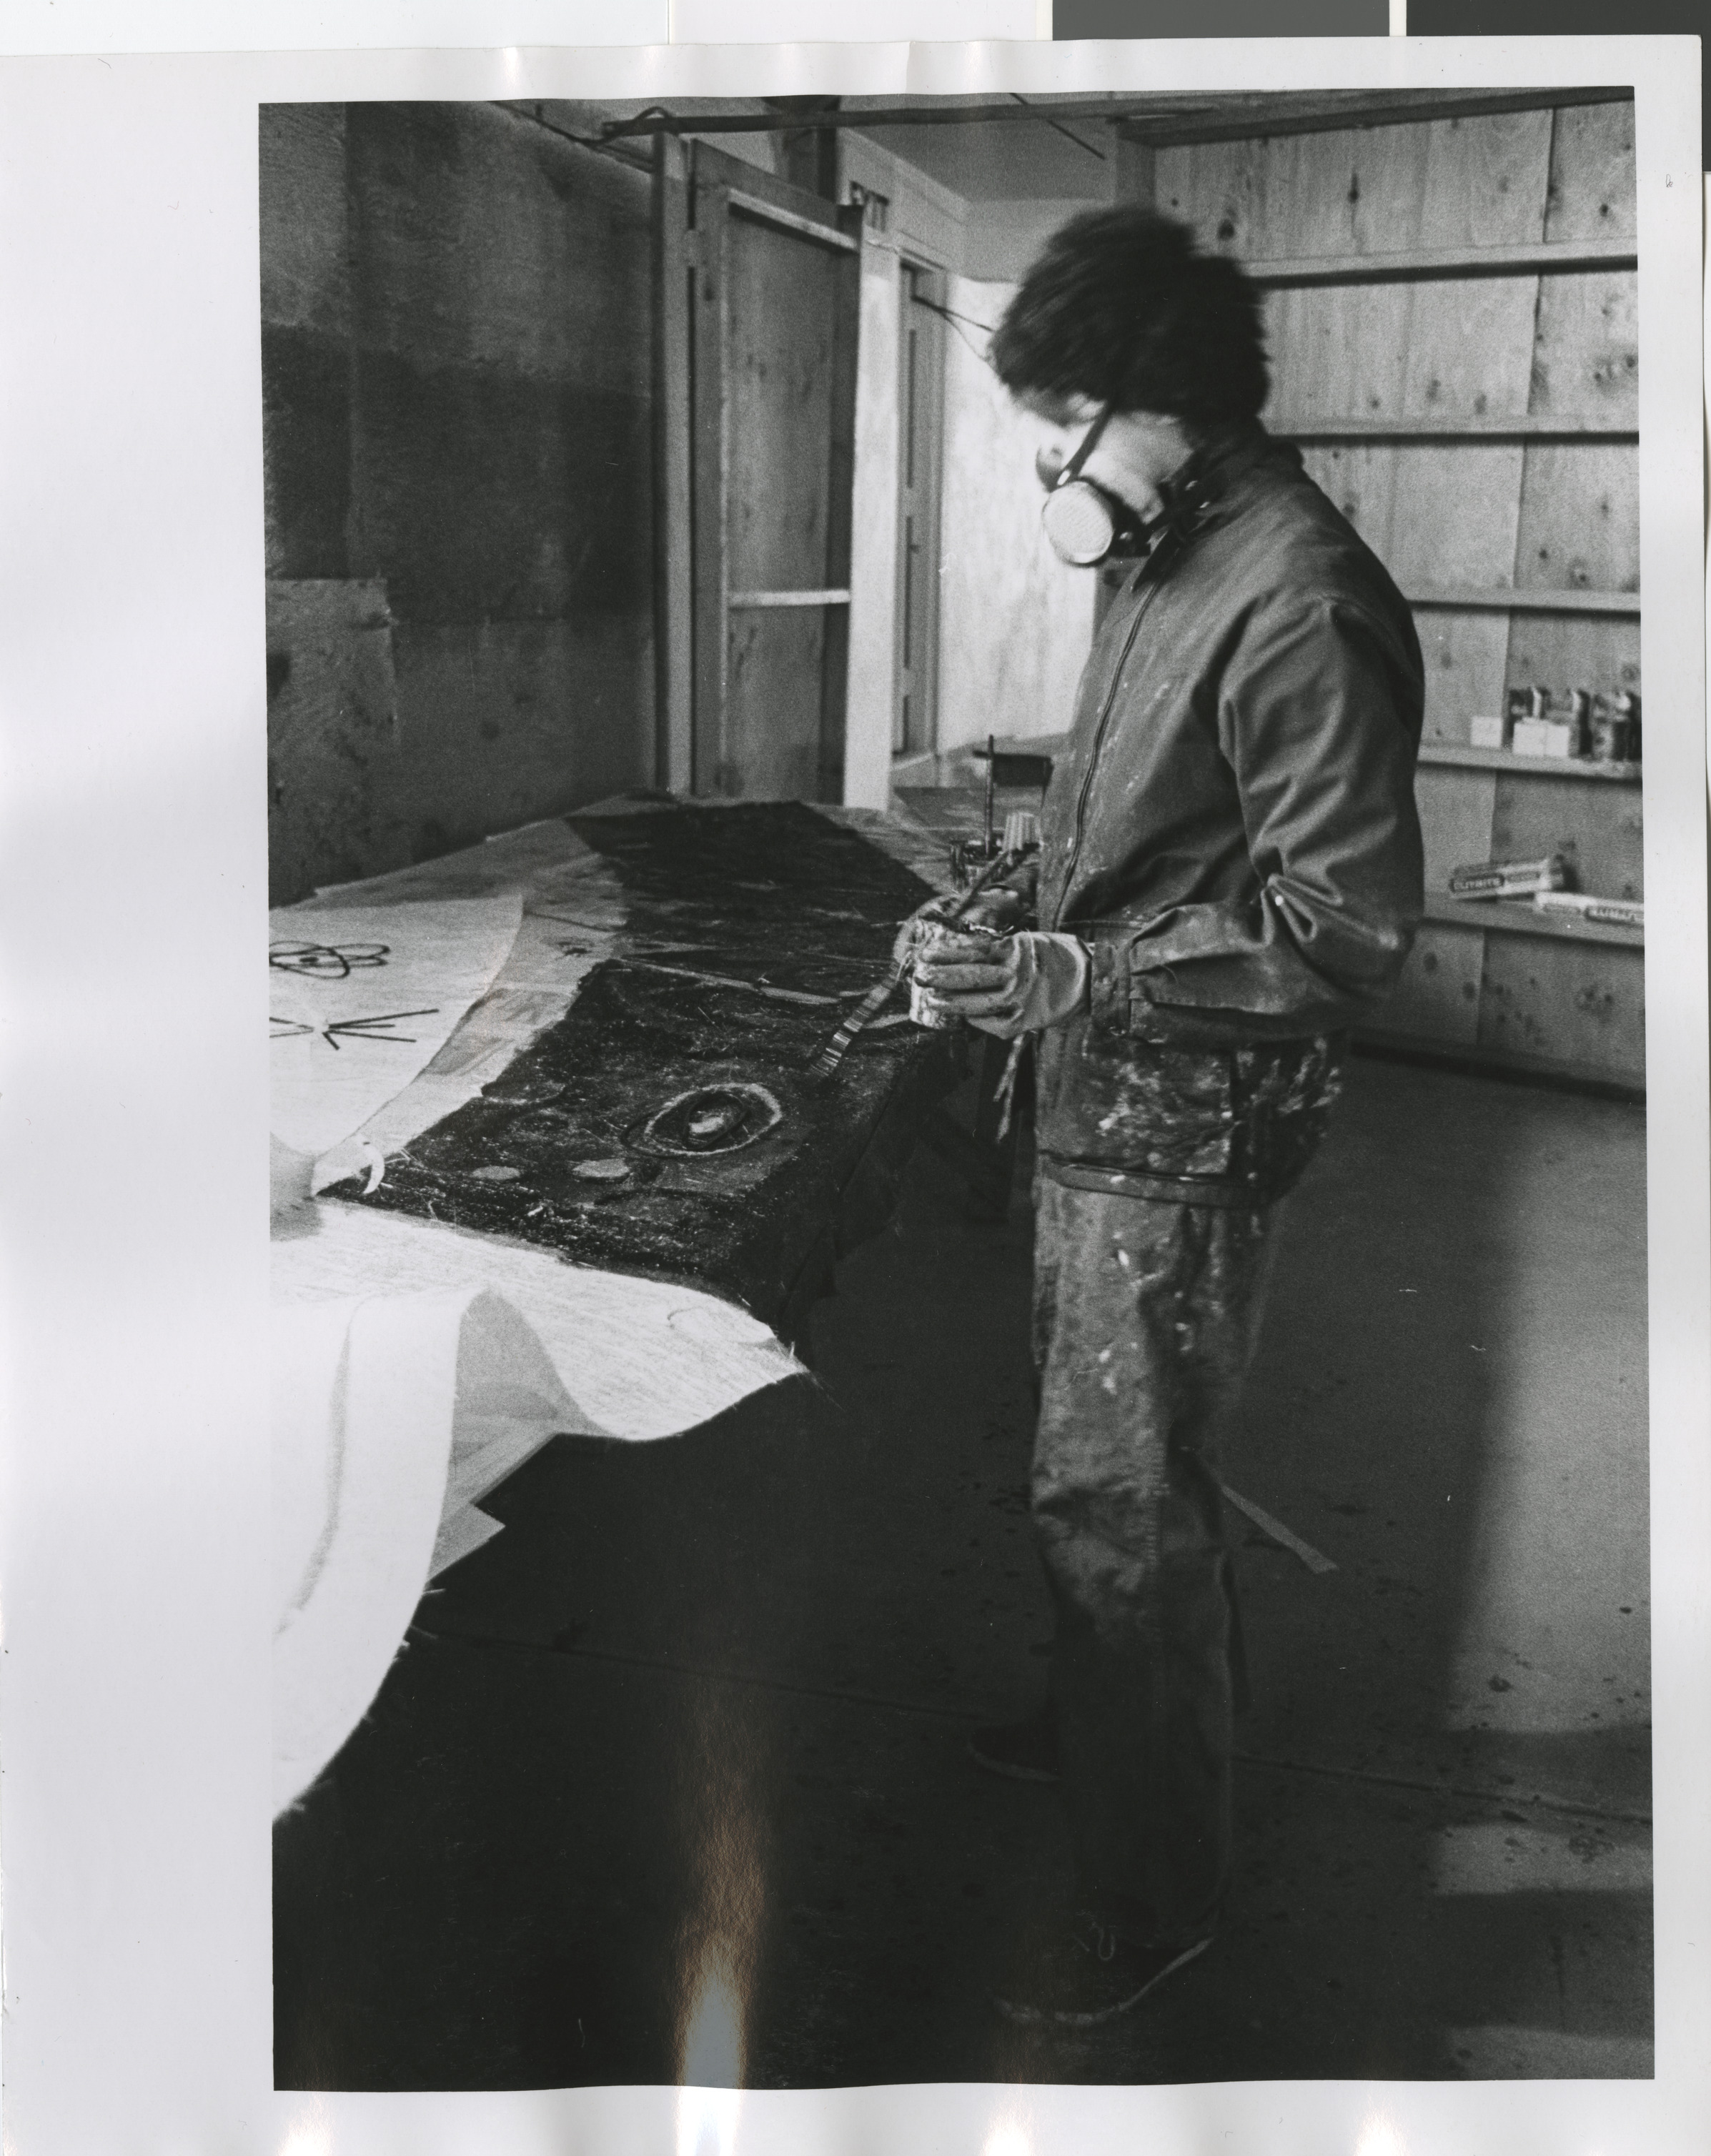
{"left": 1037, "top": 404, "right": 1144, "bottom": 567}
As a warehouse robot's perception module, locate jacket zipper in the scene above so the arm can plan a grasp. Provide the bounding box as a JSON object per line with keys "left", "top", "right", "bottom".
{"left": 1054, "top": 545, "right": 1175, "bottom": 928}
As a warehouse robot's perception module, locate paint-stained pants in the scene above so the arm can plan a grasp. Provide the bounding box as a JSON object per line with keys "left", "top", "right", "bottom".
{"left": 1031, "top": 1176, "right": 1280, "bottom": 1942}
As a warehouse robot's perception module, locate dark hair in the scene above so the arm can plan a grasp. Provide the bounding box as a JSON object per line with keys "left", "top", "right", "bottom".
{"left": 989, "top": 207, "right": 1269, "bottom": 428}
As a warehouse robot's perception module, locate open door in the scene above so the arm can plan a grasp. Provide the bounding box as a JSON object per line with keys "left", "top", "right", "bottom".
{"left": 654, "top": 138, "right": 863, "bottom": 803}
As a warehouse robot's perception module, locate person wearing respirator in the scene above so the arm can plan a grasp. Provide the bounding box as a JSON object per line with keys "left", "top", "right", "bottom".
{"left": 911, "top": 209, "right": 1425, "bottom": 2027}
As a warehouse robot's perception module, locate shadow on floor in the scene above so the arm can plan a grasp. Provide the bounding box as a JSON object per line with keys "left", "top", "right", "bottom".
{"left": 274, "top": 1055, "right": 1652, "bottom": 2090}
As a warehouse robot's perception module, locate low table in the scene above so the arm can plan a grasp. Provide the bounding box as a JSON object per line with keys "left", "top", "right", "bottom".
{"left": 312, "top": 797, "right": 961, "bottom": 1347}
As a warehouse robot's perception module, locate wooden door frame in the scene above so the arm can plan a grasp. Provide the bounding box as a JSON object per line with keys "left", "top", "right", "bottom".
{"left": 651, "top": 131, "right": 695, "bottom": 797}
{"left": 650, "top": 137, "right": 863, "bottom": 799}
{"left": 893, "top": 257, "right": 948, "bottom": 764}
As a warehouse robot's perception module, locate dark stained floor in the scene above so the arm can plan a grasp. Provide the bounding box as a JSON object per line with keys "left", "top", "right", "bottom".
{"left": 274, "top": 1053, "right": 1651, "bottom": 2090}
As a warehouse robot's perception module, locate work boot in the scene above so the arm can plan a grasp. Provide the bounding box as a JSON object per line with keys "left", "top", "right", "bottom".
{"left": 992, "top": 1902, "right": 1212, "bottom": 2027}
{"left": 967, "top": 1701, "right": 1058, "bottom": 1783}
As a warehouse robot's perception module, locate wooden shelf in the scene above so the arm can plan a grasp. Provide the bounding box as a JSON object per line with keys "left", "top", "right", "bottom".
{"left": 1423, "top": 892, "right": 1643, "bottom": 948}
{"left": 1418, "top": 742, "right": 1642, "bottom": 782}
{"left": 1244, "top": 238, "right": 1636, "bottom": 289}
{"left": 728, "top": 587, "right": 850, "bottom": 608}
{"left": 966, "top": 733, "right": 1070, "bottom": 762}
{"left": 1272, "top": 414, "right": 1637, "bottom": 442}
{"left": 726, "top": 187, "right": 860, "bottom": 254}
{"left": 1406, "top": 585, "right": 1639, "bottom": 617}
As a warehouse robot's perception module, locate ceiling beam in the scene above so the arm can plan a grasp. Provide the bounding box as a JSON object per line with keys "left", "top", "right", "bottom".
{"left": 597, "top": 84, "right": 1630, "bottom": 144}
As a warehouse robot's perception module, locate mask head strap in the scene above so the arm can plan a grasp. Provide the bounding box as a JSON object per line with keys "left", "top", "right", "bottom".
{"left": 1054, "top": 402, "right": 1114, "bottom": 488}
{"left": 1036, "top": 402, "right": 1114, "bottom": 495}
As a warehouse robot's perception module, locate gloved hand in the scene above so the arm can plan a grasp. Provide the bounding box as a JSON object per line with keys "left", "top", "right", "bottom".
{"left": 890, "top": 884, "right": 1033, "bottom": 969}
{"left": 911, "top": 928, "right": 1091, "bottom": 1038}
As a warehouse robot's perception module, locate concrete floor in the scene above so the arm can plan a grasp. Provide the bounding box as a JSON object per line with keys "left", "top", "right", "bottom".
{"left": 274, "top": 1053, "right": 1651, "bottom": 2089}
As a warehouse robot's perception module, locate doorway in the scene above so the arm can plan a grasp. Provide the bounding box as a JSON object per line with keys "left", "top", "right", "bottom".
{"left": 654, "top": 139, "right": 864, "bottom": 803}
{"left": 893, "top": 261, "right": 947, "bottom": 766}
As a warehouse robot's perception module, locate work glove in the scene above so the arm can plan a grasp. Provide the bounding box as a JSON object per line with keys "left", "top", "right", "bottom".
{"left": 911, "top": 928, "right": 1091, "bottom": 1039}
{"left": 890, "top": 884, "right": 1033, "bottom": 970}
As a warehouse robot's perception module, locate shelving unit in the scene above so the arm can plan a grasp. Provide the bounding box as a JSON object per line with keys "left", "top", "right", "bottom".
{"left": 1241, "top": 236, "right": 1637, "bottom": 287}
{"left": 1422, "top": 893, "right": 1642, "bottom": 949}
{"left": 1142, "top": 95, "right": 1643, "bottom": 1090}
{"left": 1271, "top": 414, "right": 1636, "bottom": 442}
{"left": 1407, "top": 587, "right": 1639, "bottom": 617}
{"left": 1418, "top": 742, "right": 1641, "bottom": 781}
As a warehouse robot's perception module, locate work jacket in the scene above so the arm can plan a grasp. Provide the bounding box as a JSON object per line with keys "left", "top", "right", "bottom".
{"left": 1033, "top": 420, "right": 1425, "bottom": 1211}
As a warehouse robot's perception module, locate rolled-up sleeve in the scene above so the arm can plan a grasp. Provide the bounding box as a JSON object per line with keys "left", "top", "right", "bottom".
{"left": 1088, "top": 594, "right": 1424, "bottom": 1043}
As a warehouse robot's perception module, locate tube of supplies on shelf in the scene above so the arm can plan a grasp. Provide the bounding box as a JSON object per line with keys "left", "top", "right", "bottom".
{"left": 1447, "top": 854, "right": 1569, "bottom": 899}
{"left": 1590, "top": 690, "right": 1642, "bottom": 763}
{"left": 1533, "top": 890, "right": 1645, "bottom": 931}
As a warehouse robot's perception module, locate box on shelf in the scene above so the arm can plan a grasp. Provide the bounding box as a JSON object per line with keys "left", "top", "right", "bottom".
{"left": 1448, "top": 853, "right": 1569, "bottom": 900}
{"left": 1512, "top": 717, "right": 1576, "bottom": 758}
{"left": 1590, "top": 690, "right": 1642, "bottom": 764}
{"left": 1534, "top": 890, "right": 1644, "bottom": 932}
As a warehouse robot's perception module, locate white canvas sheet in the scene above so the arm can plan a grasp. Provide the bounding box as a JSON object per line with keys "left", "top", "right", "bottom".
{"left": 272, "top": 1284, "right": 582, "bottom": 1817}
{"left": 269, "top": 893, "right": 522, "bottom": 1157}
{"left": 304, "top": 825, "right": 634, "bottom": 1193}
{"left": 272, "top": 1198, "right": 803, "bottom": 1442}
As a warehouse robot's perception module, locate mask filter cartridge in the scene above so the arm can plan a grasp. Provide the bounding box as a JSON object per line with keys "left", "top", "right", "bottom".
{"left": 1036, "top": 405, "right": 1134, "bottom": 567}
{"left": 1042, "top": 479, "right": 1121, "bottom": 567}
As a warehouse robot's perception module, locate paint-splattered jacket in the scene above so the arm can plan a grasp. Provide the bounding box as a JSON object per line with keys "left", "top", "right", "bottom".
{"left": 1031, "top": 422, "right": 1425, "bottom": 1211}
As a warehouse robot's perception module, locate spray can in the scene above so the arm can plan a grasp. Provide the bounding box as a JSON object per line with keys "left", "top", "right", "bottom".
{"left": 908, "top": 918, "right": 1002, "bottom": 1029}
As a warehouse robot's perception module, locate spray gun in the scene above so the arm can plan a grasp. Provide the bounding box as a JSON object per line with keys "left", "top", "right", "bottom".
{"left": 813, "top": 805, "right": 1041, "bottom": 1083}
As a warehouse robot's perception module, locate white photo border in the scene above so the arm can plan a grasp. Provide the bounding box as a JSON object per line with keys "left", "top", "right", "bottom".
{"left": 1, "top": 29, "right": 1703, "bottom": 2156}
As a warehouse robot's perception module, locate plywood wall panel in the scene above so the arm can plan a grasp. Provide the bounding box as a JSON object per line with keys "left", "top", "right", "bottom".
{"left": 1477, "top": 933, "right": 1646, "bottom": 1082}
{"left": 1489, "top": 773, "right": 1644, "bottom": 900}
{"left": 351, "top": 357, "right": 652, "bottom": 623}
{"left": 1544, "top": 101, "right": 1637, "bottom": 244}
{"left": 1159, "top": 127, "right": 1427, "bottom": 256}
{"left": 388, "top": 619, "right": 655, "bottom": 846}
{"left": 261, "top": 106, "right": 354, "bottom": 580}
{"left": 1300, "top": 443, "right": 1524, "bottom": 587}
{"left": 724, "top": 611, "right": 830, "bottom": 800}
{"left": 1399, "top": 278, "right": 1540, "bottom": 419}
{"left": 1264, "top": 287, "right": 1410, "bottom": 419}
{"left": 1262, "top": 125, "right": 1429, "bottom": 254}
{"left": 1169, "top": 96, "right": 1642, "bottom": 1088}
{"left": 1379, "top": 920, "right": 1485, "bottom": 1046}
{"left": 1503, "top": 612, "right": 1641, "bottom": 702}
{"left": 1155, "top": 139, "right": 1261, "bottom": 252}
{"left": 267, "top": 579, "right": 398, "bottom": 905}
{"left": 1163, "top": 112, "right": 1552, "bottom": 258}
{"left": 1403, "top": 444, "right": 1529, "bottom": 587}
{"left": 1414, "top": 110, "right": 1553, "bottom": 247}
{"left": 1415, "top": 762, "right": 1498, "bottom": 887}
{"left": 347, "top": 104, "right": 650, "bottom": 394}
{"left": 725, "top": 216, "right": 839, "bottom": 594}
{"left": 262, "top": 99, "right": 659, "bottom": 892}
{"left": 263, "top": 327, "right": 352, "bottom": 579}
{"left": 1416, "top": 613, "right": 1514, "bottom": 745}
{"left": 1529, "top": 272, "right": 1637, "bottom": 424}
{"left": 259, "top": 104, "right": 350, "bottom": 337}
{"left": 1266, "top": 278, "right": 1549, "bottom": 425}
{"left": 1512, "top": 444, "right": 1640, "bottom": 594}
